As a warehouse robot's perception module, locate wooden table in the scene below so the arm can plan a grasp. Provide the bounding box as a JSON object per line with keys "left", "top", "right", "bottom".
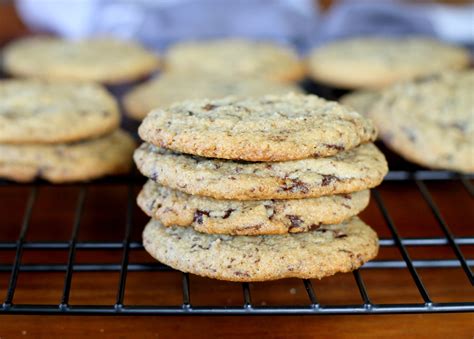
{"left": 0, "top": 2, "right": 473, "bottom": 338}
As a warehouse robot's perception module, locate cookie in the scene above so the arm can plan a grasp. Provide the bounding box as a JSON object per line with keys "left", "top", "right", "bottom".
{"left": 0, "top": 79, "right": 119, "bottom": 144}
{"left": 134, "top": 142, "right": 387, "bottom": 200}
{"left": 307, "top": 37, "right": 470, "bottom": 89}
{"left": 369, "top": 71, "right": 474, "bottom": 173}
{"left": 164, "top": 39, "right": 305, "bottom": 82}
{"left": 2, "top": 36, "right": 159, "bottom": 84}
{"left": 143, "top": 216, "right": 379, "bottom": 281}
{"left": 340, "top": 90, "right": 380, "bottom": 117}
{"left": 138, "top": 93, "right": 378, "bottom": 162}
{"left": 138, "top": 180, "right": 370, "bottom": 235}
{"left": 0, "top": 130, "right": 135, "bottom": 183}
{"left": 123, "top": 73, "right": 303, "bottom": 120}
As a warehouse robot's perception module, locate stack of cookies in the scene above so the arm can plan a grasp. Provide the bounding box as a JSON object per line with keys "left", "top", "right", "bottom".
{"left": 0, "top": 79, "right": 135, "bottom": 183}
{"left": 134, "top": 93, "right": 388, "bottom": 281}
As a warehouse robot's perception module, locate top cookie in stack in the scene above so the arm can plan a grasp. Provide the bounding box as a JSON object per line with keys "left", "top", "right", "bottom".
{"left": 138, "top": 93, "right": 377, "bottom": 162}
{"left": 135, "top": 93, "right": 388, "bottom": 281}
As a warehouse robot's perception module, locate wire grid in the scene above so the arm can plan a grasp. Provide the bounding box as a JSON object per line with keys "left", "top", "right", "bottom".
{"left": 0, "top": 170, "right": 473, "bottom": 315}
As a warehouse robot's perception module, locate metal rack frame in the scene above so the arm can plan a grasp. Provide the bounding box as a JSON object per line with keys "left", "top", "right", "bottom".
{"left": 0, "top": 170, "right": 473, "bottom": 315}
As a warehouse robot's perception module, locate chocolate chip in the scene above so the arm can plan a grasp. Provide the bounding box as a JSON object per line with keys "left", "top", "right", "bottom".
{"left": 342, "top": 194, "right": 352, "bottom": 200}
{"left": 222, "top": 209, "right": 235, "bottom": 219}
{"left": 287, "top": 215, "right": 303, "bottom": 230}
{"left": 191, "top": 243, "right": 211, "bottom": 250}
{"left": 234, "top": 271, "right": 250, "bottom": 277}
{"left": 323, "top": 143, "right": 345, "bottom": 151}
{"left": 202, "top": 104, "right": 217, "bottom": 111}
{"left": 150, "top": 171, "right": 159, "bottom": 181}
{"left": 148, "top": 200, "right": 160, "bottom": 211}
{"left": 279, "top": 178, "right": 309, "bottom": 194}
{"left": 321, "top": 174, "right": 337, "bottom": 186}
{"left": 308, "top": 223, "right": 321, "bottom": 230}
{"left": 334, "top": 231, "right": 347, "bottom": 238}
{"left": 193, "top": 209, "right": 210, "bottom": 224}
{"left": 269, "top": 135, "right": 288, "bottom": 142}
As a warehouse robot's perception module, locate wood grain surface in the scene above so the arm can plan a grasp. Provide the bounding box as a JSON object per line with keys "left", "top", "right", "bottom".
{"left": 0, "top": 2, "right": 473, "bottom": 338}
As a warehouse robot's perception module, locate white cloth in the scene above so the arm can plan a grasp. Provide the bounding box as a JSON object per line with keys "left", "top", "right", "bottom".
{"left": 16, "top": 0, "right": 474, "bottom": 52}
{"left": 16, "top": 0, "right": 320, "bottom": 51}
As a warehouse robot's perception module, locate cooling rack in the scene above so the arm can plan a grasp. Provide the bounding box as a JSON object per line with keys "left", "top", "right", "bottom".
{"left": 0, "top": 79, "right": 472, "bottom": 316}
{"left": 0, "top": 168, "right": 472, "bottom": 315}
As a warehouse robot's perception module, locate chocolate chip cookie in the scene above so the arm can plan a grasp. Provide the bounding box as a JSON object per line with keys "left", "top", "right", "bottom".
{"left": 134, "top": 142, "right": 387, "bottom": 200}
{"left": 2, "top": 36, "right": 159, "bottom": 84}
{"left": 124, "top": 73, "right": 303, "bottom": 120}
{"left": 142, "top": 216, "right": 379, "bottom": 281}
{"left": 0, "top": 79, "right": 120, "bottom": 144}
{"left": 369, "top": 70, "right": 474, "bottom": 173}
{"left": 138, "top": 93, "right": 378, "bottom": 162}
{"left": 164, "top": 39, "right": 305, "bottom": 82}
{"left": 0, "top": 130, "right": 135, "bottom": 183}
{"left": 308, "top": 37, "right": 470, "bottom": 89}
{"left": 138, "top": 180, "right": 370, "bottom": 235}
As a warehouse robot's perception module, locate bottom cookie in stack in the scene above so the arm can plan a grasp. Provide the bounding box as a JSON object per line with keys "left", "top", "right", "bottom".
{"left": 143, "top": 217, "right": 378, "bottom": 281}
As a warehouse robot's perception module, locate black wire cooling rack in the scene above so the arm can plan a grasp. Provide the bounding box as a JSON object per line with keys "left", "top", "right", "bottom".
{"left": 0, "top": 75, "right": 472, "bottom": 316}
{"left": 0, "top": 169, "right": 473, "bottom": 316}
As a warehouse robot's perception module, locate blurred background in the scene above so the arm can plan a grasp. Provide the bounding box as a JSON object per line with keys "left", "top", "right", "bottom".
{"left": 1, "top": 0, "right": 473, "bottom": 51}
